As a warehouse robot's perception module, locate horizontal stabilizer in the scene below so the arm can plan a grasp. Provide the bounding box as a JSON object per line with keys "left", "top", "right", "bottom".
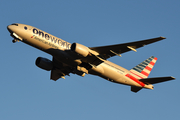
{"left": 139, "top": 76, "right": 175, "bottom": 84}
{"left": 131, "top": 86, "right": 142, "bottom": 93}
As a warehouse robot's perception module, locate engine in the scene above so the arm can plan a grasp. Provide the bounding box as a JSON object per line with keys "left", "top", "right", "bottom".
{"left": 71, "top": 43, "right": 90, "bottom": 57}
{"left": 35, "top": 57, "right": 53, "bottom": 71}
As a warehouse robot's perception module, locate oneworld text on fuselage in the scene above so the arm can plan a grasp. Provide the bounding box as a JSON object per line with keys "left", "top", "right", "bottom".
{"left": 32, "top": 28, "right": 71, "bottom": 49}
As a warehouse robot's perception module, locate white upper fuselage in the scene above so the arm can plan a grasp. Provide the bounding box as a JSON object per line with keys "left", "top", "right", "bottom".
{"left": 7, "top": 23, "right": 152, "bottom": 89}
{"left": 8, "top": 23, "right": 71, "bottom": 51}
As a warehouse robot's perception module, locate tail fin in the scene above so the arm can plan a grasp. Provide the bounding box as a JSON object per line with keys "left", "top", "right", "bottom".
{"left": 129, "top": 56, "right": 175, "bottom": 93}
{"left": 130, "top": 56, "right": 157, "bottom": 79}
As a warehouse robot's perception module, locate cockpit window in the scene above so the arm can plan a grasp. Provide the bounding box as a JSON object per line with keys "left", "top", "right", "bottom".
{"left": 11, "top": 23, "right": 18, "bottom": 26}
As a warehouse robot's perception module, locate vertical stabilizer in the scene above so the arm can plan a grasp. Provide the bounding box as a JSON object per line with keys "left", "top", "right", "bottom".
{"left": 130, "top": 56, "right": 157, "bottom": 79}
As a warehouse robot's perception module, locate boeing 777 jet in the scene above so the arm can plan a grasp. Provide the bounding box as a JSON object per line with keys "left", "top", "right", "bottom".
{"left": 7, "top": 23, "right": 175, "bottom": 92}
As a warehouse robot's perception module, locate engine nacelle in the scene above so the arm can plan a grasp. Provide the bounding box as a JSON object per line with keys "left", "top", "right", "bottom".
{"left": 71, "top": 43, "right": 90, "bottom": 57}
{"left": 35, "top": 57, "right": 53, "bottom": 71}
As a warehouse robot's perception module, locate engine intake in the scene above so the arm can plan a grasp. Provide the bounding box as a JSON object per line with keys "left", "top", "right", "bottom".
{"left": 71, "top": 43, "right": 90, "bottom": 57}
{"left": 35, "top": 57, "right": 53, "bottom": 71}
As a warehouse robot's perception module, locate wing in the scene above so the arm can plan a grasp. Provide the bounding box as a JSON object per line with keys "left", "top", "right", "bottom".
{"left": 50, "top": 57, "right": 89, "bottom": 80}
{"left": 50, "top": 57, "right": 72, "bottom": 81}
{"left": 90, "top": 37, "right": 165, "bottom": 59}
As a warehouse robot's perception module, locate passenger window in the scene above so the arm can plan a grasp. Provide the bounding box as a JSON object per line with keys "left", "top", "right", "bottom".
{"left": 24, "top": 26, "right": 27, "bottom": 30}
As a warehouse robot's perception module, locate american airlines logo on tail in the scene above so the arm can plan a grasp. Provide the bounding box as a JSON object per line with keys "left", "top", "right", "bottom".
{"left": 130, "top": 56, "right": 157, "bottom": 79}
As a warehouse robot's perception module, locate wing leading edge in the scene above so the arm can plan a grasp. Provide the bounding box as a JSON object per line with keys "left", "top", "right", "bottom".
{"left": 90, "top": 37, "right": 166, "bottom": 59}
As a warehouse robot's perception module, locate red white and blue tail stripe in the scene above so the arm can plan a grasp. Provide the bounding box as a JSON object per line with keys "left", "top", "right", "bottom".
{"left": 130, "top": 56, "right": 158, "bottom": 79}
{"left": 125, "top": 56, "right": 175, "bottom": 93}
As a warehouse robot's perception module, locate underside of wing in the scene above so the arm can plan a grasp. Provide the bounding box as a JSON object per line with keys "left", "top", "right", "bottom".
{"left": 90, "top": 37, "right": 165, "bottom": 59}
{"left": 50, "top": 57, "right": 90, "bottom": 81}
{"left": 50, "top": 57, "right": 72, "bottom": 81}
{"left": 51, "top": 68, "right": 66, "bottom": 80}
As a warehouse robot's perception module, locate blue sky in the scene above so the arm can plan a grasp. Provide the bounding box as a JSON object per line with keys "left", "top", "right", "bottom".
{"left": 1, "top": 0, "right": 179, "bottom": 120}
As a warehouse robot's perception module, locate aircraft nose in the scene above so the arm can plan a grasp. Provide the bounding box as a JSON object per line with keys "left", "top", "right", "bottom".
{"left": 7, "top": 25, "right": 13, "bottom": 33}
{"left": 7, "top": 23, "right": 19, "bottom": 33}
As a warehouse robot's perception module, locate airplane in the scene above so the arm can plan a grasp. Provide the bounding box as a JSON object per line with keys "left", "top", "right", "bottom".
{"left": 7, "top": 23, "right": 175, "bottom": 92}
